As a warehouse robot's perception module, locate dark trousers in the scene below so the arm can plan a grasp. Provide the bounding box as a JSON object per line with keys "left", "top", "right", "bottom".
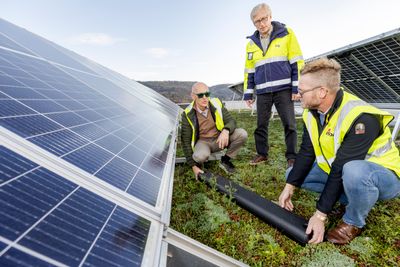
{"left": 255, "top": 89, "right": 297, "bottom": 160}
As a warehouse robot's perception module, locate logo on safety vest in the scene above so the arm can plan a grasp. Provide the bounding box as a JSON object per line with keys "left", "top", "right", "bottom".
{"left": 355, "top": 123, "right": 365, "bottom": 134}
{"left": 326, "top": 128, "right": 334, "bottom": 136}
{"left": 247, "top": 52, "right": 253, "bottom": 60}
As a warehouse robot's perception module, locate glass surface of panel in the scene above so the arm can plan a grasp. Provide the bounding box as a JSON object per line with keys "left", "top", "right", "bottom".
{"left": 330, "top": 34, "right": 400, "bottom": 103}
{"left": 0, "top": 19, "right": 179, "bottom": 207}
{"left": 0, "top": 19, "right": 96, "bottom": 74}
{"left": 95, "top": 157, "right": 138, "bottom": 190}
{"left": 1, "top": 248, "right": 57, "bottom": 267}
{"left": 0, "top": 32, "right": 36, "bottom": 55}
{"left": 0, "top": 145, "right": 38, "bottom": 184}
{"left": 127, "top": 170, "right": 161, "bottom": 206}
{"left": 0, "top": 146, "right": 151, "bottom": 266}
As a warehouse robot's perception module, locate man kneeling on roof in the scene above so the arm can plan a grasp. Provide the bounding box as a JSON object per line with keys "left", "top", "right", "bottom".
{"left": 278, "top": 57, "right": 400, "bottom": 245}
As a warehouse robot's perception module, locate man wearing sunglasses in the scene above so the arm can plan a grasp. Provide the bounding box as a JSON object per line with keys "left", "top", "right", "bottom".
{"left": 278, "top": 58, "right": 400, "bottom": 245}
{"left": 244, "top": 3, "right": 304, "bottom": 168}
{"left": 181, "top": 82, "right": 248, "bottom": 178}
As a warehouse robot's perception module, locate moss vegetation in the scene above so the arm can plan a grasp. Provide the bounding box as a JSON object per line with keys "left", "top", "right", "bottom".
{"left": 171, "top": 111, "right": 400, "bottom": 266}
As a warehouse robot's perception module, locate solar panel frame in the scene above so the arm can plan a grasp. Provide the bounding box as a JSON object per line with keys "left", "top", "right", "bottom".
{"left": 308, "top": 28, "right": 400, "bottom": 104}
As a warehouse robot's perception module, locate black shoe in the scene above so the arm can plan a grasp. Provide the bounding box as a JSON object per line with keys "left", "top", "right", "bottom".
{"left": 219, "top": 156, "right": 235, "bottom": 174}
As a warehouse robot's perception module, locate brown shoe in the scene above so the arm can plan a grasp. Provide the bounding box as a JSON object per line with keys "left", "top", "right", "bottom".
{"left": 327, "top": 222, "right": 362, "bottom": 245}
{"left": 287, "top": 159, "right": 295, "bottom": 168}
{"left": 249, "top": 155, "right": 268, "bottom": 165}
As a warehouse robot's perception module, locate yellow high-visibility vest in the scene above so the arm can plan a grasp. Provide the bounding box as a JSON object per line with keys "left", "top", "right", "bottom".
{"left": 184, "top": 98, "right": 224, "bottom": 149}
{"left": 303, "top": 91, "right": 400, "bottom": 177}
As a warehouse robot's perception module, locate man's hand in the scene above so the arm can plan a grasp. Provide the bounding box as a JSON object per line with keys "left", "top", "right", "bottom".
{"left": 245, "top": 99, "right": 255, "bottom": 108}
{"left": 306, "top": 210, "right": 327, "bottom": 244}
{"left": 278, "top": 183, "right": 295, "bottom": 211}
{"left": 292, "top": 93, "right": 301, "bottom": 101}
{"left": 192, "top": 165, "right": 204, "bottom": 180}
{"left": 216, "top": 129, "right": 229, "bottom": 149}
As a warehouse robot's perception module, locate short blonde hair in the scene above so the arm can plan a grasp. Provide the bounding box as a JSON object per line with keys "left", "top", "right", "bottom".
{"left": 250, "top": 3, "right": 271, "bottom": 20}
{"left": 301, "top": 57, "right": 341, "bottom": 92}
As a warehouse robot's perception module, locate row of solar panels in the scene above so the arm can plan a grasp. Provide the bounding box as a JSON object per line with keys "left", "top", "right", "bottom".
{"left": 0, "top": 18, "right": 192, "bottom": 267}
{"left": 0, "top": 18, "right": 248, "bottom": 267}
{"left": 309, "top": 28, "right": 400, "bottom": 104}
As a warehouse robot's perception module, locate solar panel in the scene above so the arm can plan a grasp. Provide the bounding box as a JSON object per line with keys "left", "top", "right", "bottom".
{"left": 309, "top": 28, "right": 400, "bottom": 104}
{"left": 0, "top": 24, "right": 178, "bottom": 207}
{"left": 0, "top": 18, "right": 179, "bottom": 266}
{"left": 0, "top": 146, "right": 151, "bottom": 266}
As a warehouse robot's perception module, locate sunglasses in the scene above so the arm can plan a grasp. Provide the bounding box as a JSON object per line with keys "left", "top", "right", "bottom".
{"left": 195, "top": 91, "right": 210, "bottom": 98}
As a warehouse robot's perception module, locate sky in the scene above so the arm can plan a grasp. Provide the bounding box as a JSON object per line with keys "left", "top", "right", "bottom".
{"left": 1, "top": 0, "right": 399, "bottom": 86}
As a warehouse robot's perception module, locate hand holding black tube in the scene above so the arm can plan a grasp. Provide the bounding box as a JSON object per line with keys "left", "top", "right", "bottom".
{"left": 279, "top": 183, "right": 295, "bottom": 211}
{"left": 307, "top": 211, "right": 327, "bottom": 244}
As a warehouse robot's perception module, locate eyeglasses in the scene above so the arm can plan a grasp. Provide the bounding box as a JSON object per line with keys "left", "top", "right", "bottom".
{"left": 195, "top": 91, "right": 210, "bottom": 98}
{"left": 298, "top": 86, "right": 321, "bottom": 96}
{"left": 253, "top": 16, "right": 269, "bottom": 26}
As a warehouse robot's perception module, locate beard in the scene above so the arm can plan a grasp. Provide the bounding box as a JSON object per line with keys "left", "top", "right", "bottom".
{"left": 301, "top": 99, "right": 320, "bottom": 110}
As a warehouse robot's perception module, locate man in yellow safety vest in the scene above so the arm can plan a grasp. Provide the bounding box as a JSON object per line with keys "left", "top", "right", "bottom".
{"left": 279, "top": 58, "right": 400, "bottom": 244}
{"left": 181, "top": 82, "right": 248, "bottom": 178}
{"left": 244, "top": 3, "right": 304, "bottom": 168}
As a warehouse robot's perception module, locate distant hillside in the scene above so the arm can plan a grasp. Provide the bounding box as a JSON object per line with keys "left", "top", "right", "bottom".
{"left": 138, "top": 81, "right": 242, "bottom": 103}
{"left": 138, "top": 81, "right": 194, "bottom": 103}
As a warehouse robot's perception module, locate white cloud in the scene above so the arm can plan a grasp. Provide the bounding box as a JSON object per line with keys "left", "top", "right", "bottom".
{"left": 146, "top": 63, "right": 176, "bottom": 69}
{"left": 145, "top": 48, "right": 169, "bottom": 59}
{"left": 67, "top": 33, "right": 124, "bottom": 46}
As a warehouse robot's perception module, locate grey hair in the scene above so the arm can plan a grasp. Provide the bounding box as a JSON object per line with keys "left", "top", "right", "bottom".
{"left": 250, "top": 3, "right": 271, "bottom": 20}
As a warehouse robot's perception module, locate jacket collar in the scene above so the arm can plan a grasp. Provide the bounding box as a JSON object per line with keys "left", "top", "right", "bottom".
{"left": 188, "top": 99, "right": 216, "bottom": 114}
{"left": 247, "top": 21, "right": 288, "bottom": 50}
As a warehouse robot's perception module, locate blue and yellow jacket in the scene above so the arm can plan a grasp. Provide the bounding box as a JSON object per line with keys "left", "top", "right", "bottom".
{"left": 243, "top": 21, "right": 304, "bottom": 100}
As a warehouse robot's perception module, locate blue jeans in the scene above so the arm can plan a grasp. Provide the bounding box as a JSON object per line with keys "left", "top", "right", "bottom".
{"left": 286, "top": 160, "right": 400, "bottom": 228}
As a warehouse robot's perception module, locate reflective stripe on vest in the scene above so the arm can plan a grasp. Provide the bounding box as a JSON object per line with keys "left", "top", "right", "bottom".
{"left": 333, "top": 99, "right": 366, "bottom": 153}
{"left": 254, "top": 56, "right": 288, "bottom": 68}
{"left": 304, "top": 110, "right": 330, "bottom": 171}
{"left": 365, "top": 139, "right": 393, "bottom": 158}
{"left": 184, "top": 102, "right": 196, "bottom": 149}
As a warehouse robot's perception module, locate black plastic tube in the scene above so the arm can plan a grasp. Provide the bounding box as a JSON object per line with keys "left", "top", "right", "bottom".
{"left": 199, "top": 172, "right": 310, "bottom": 245}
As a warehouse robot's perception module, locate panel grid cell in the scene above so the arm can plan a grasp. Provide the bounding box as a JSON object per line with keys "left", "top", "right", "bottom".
{"left": 0, "top": 146, "right": 151, "bottom": 266}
